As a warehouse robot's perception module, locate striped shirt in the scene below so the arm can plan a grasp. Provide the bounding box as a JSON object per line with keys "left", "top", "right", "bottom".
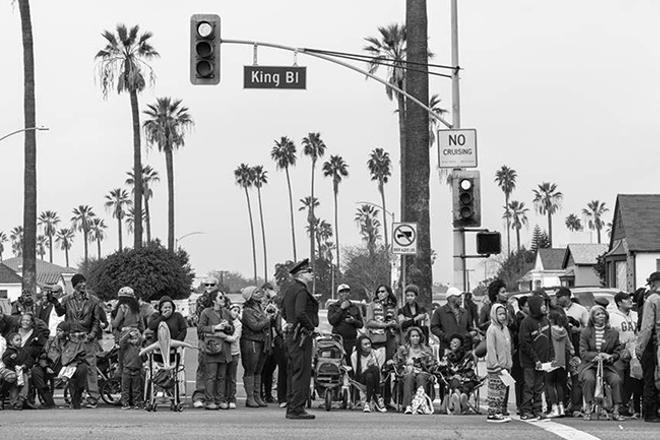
{"left": 594, "top": 325, "right": 605, "bottom": 351}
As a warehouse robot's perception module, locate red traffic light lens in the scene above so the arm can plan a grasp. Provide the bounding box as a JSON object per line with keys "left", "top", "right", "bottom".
{"left": 196, "top": 60, "right": 213, "bottom": 77}
{"left": 196, "top": 41, "right": 213, "bottom": 58}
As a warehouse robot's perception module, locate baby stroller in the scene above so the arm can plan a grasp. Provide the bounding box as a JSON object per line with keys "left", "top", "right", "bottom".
{"left": 141, "top": 322, "right": 194, "bottom": 412}
{"left": 309, "top": 333, "right": 350, "bottom": 411}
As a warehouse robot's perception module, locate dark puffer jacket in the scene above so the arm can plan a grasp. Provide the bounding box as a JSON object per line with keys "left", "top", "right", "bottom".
{"left": 518, "top": 295, "right": 554, "bottom": 368}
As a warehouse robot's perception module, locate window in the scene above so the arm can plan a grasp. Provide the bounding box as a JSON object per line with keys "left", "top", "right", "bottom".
{"left": 656, "top": 259, "right": 660, "bottom": 272}
{"left": 0, "top": 290, "right": 7, "bottom": 299}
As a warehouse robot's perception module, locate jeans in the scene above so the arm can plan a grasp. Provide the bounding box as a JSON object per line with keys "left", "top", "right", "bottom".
{"left": 581, "top": 366, "right": 623, "bottom": 405}
{"left": 192, "top": 345, "right": 206, "bottom": 403}
{"left": 241, "top": 339, "right": 266, "bottom": 377}
{"left": 84, "top": 340, "right": 100, "bottom": 402}
{"left": 402, "top": 372, "right": 431, "bottom": 407}
{"left": 545, "top": 367, "right": 567, "bottom": 405}
{"left": 521, "top": 368, "right": 545, "bottom": 415}
{"left": 262, "top": 338, "right": 288, "bottom": 403}
{"left": 121, "top": 368, "right": 142, "bottom": 406}
{"left": 225, "top": 354, "right": 239, "bottom": 403}
{"left": 205, "top": 361, "right": 228, "bottom": 405}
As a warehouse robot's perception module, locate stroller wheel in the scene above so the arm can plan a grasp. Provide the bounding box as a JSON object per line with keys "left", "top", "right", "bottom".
{"left": 177, "top": 403, "right": 184, "bottom": 412}
{"left": 324, "top": 389, "right": 332, "bottom": 412}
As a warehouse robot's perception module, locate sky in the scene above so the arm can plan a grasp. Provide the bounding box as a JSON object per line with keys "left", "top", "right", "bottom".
{"left": 1, "top": 1, "right": 659, "bottom": 288}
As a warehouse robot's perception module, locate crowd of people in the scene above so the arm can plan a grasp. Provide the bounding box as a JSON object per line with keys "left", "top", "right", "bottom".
{"left": 0, "top": 269, "right": 659, "bottom": 426}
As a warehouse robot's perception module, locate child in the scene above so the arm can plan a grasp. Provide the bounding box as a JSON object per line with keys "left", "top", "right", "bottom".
{"left": 518, "top": 294, "right": 554, "bottom": 421}
{"left": 546, "top": 311, "right": 573, "bottom": 418}
{"left": 119, "top": 328, "right": 144, "bottom": 409}
{"left": 486, "top": 304, "right": 513, "bottom": 423}
{"left": 1, "top": 333, "right": 29, "bottom": 410}
{"left": 224, "top": 304, "right": 243, "bottom": 409}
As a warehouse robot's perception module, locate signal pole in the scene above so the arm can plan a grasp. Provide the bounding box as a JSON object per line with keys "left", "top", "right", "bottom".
{"left": 450, "top": 0, "right": 467, "bottom": 291}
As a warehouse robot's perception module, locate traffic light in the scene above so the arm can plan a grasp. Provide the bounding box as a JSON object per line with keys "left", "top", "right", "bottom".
{"left": 190, "top": 14, "right": 221, "bottom": 85}
{"left": 477, "top": 231, "right": 501, "bottom": 255}
{"left": 452, "top": 170, "right": 481, "bottom": 228}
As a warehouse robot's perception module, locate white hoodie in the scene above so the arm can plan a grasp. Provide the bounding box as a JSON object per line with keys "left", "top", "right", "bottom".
{"left": 609, "top": 308, "right": 638, "bottom": 355}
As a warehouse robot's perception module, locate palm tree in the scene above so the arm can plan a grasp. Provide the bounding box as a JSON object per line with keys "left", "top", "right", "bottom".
{"left": 322, "top": 155, "right": 349, "bottom": 294}
{"left": 355, "top": 205, "right": 382, "bottom": 257}
{"left": 143, "top": 97, "right": 194, "bottom": 251}
{"left": 126, "top": 165, "right": 160, "bottom": 243}
{"left": 271, "top": 136, "right": 298, "bottom": 261}
{"left": 55, "top": 228, "right": 74, "bottom": 267}
{"left": 565, "top": 214, "right": 583, "bottom": 233}
{"left": 36, "top": 235, "right": 47, "bottom": 260}
{"left": 428, "top": 94, "right": 449, "bottom": 147}
{"left": 95, "top": 24, "right": 159, "bottom": 249}
{"left": 582, "top": 200, "right": 609, "bottom": 244}
{"left": 302, "top": 132, "right": 326, "bottom": 293}
{"left": 89, "top": 217, "right": 108, "bottom": 260}
{"left": 10, "top": 226, "right": 24, "bottom": 257}
{"left": 18, "top": 0, "right": 37, "bottom": 295}
{"left": 299, "top": 196, "right": 320, "bottom": 215}
{"left": 71, "top": 205, "right": 96, "bottom": 266}
{"left": 234, "top": 164, "right": 258, "bottom": 284}
{"left": 495, "top": 166, "right": 517, "bottom": 255}
{"left": 364, "top": 24, "right": 407, "bottom": 211}
{"left": 532, "top": 182, "right": 563, "bottom": 246}
{"left": 0, "top": 231, "right": 7, "bottom": 262}
{"left": 252, "top": 165, "right": 269, "bottom": 282}
{"left": 38, "top": 210, "right": 60, "bottom": 263}
{"left": 105, "top": 188, "right": 130, "bottom": 251}
{"left": 125, "top": 207, "right": 146, "bottom": 235}
{"left": 508, "top": 201, "right": 529, "bottom": 252}
{"left": 367, "top": 148, "right": 392, "bottom": 249}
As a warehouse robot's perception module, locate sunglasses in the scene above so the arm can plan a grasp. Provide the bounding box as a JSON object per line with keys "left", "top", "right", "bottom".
{"left": 204, "top": 283, "right": 217, "bottom": 287}
{"left": 377, "top": 289, "right": 387, "bottom": 293}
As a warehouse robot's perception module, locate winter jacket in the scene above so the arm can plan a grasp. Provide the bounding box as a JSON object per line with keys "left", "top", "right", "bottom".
{"left": 550, "top": 325, "right": 574, "bottom": 368}
{"left": 518, "top": 295, "right": 554, "bottom": 368}
{"left": 147, "top": 311, "right": 188, "bottom": 342}
{"left": 52, "top": 292, "right": 101, "bottom": 339}
{"left": 486, "top": 304, "right": 513, "bottom": 374}
{"left": 365, "top": 299, "right": 399, "bottom": 343}
{"left": 327, "top": 300, "right": 363, "bottom": 342}
{"left": 393, "top": 343, "right": 436, "bottom": 374}
{"left": 119, "top": 333, "right": 145, "bottom": 371}
{"left": 397, "top": 302, "right": 429, "bottom": 338}
{"left": 198, "top": 306, "right": 235, "bottom": 363}
{"left": 281, "top": 280, "right": 319, "bottom": 331}
{"left": 430, "top": 304, "right": 472, "bottom": 352}
{"left": 241, "top": 299, "right": 271, "bottom": 345}
{"left": 578, "top": 325, "right": 623, "bottom": 378}
{"left": 2, "top": 345, "right": 28, "bottom": 370}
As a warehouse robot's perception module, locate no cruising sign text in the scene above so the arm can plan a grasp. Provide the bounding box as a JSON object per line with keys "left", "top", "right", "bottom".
{"left": 392, "top": 222, "right": 418, "bottom": 255}
{"left": 438, "top": 128, "right": 477, "bottom": 168}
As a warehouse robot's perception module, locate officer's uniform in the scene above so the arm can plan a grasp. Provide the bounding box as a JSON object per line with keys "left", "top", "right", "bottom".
{"left": 282, "top": 259, "right": 319, "bottom": 419}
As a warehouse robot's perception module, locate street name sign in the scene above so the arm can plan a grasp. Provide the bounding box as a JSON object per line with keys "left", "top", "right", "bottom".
{"left": 438, "top": 128, "right": 478, "bottom": 168}
{"left": 244, "top": 66, "right": 306, "bottom": 89}
{"left": 392, "top": 222, "right": 418, "bottom": 255}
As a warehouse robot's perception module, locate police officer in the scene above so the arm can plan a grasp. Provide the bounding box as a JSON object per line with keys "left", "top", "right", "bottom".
{"left": 636, "top": 271, "right": 660, "bottom": 423}
{"left": 282, "top": 259, "right": 318, "bottom": 420}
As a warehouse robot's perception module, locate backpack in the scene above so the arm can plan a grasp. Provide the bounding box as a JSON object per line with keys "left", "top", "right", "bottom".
{"left": 411, "top": 386, "right": 434, "bottom": 415}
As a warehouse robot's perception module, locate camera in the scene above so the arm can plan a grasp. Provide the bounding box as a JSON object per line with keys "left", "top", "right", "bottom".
{"left": 265, "top": 304, "right": 277, "bottom": 314}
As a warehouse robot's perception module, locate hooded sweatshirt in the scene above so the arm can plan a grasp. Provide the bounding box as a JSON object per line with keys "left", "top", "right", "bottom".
{"left": 550, "top": 325, "right": 573, "bottom": 368}
{"left": 486, "top": 304, "right": 513, "bottom": 374}
{"left": 518, "top": 295, "right": 554, "bottom": 368}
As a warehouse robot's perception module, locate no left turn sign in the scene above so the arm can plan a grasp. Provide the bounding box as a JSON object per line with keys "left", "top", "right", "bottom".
{"left": 392, "top": 222, "right": 418, "bottom": 255}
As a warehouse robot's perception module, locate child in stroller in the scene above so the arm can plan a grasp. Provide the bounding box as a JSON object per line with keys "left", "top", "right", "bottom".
{"left": 312, "top": 333, "right": 350, "bottom": 411}
{"left": 437, "top": 334, "right": 483, "bottom": 414}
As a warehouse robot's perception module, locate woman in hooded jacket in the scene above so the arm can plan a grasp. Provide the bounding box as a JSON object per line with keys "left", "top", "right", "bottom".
{"left": 485, "top": 303, "right": 513, "bottom": 423}
{"left": 147, "top": 296, "right": 188, "bottom": 342}
{"left": 545, "top": 310, "right": 574, "bottom": 418}
{"left": 578, "top": 305, "right": 625, "bottom": 421}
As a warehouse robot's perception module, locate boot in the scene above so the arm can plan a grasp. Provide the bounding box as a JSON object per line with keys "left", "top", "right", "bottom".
{"left": 243, "top": 377, "right": 259, "bottom": 408}
{"left": 253, "top": 376, "right": 267, "bottom": 407}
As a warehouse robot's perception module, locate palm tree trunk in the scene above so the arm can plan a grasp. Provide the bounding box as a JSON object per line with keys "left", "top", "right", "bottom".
{"left": 129, "top": 90, "right": 143, "bottom": 249}
{"left": 19, "top": 0, "right": 37, "bottom": 298}
{"left": 333, "top": 187, "right": 339, "bottom": 299}
{"left": 83, "top": 229, "right": 89, "bottom": 265}
{"left": 97, "top": 237, "right": 101, "bottom": 260}
{"left": 596, "top": 227, "right": 601, "bottom": 244}
{"left": 380, "top": 182, "right": 389, "bottom": 250}
{"left": 245, "top": 188, "right": 258, "bottom": 284}
{"left": 166, "top": 149, "right": 175, "bottom": 251}
{"left": 117, "top": 216, "right": 123, "bottom": 250}
{"left": 405, "top": 0, "right": 432, "bottom": 307}
{"left": 64, "top": 245, "right": 69, "bottom": 268}
{"left": 505, "top": 194, "right": 511, "bottom": 255}
{"left": 285, "top": 167, "right": 297, "bottom": 261}
{"left": 257, "top": 187, "right": 268, "bottom": 282}
{"left": 144, "top": 193, "right": 151, "bottom": 243}
{"left": 547, "top": 212, "right": 553, "bottom": 247}
{"left": 48, "top": 234, "right": 53, "bottom": 263}
{"left": 516, "top": 227, "right": 521, "bottom": 252}
{"left": 310, "top": 161, "right": 316, "bottom": 295}
{"left": 397, "top": 94, "right": 406, "bottom": 218}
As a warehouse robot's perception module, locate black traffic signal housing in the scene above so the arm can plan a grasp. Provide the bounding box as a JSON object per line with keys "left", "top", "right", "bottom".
{"left": 452, "top": 170, "right": 481, "bottom": 228}
{"left": 190, "top": 14, "right": 221, "bottom": 85}
{"left": 477, "top": 231, "right": 501, "bottom": 256}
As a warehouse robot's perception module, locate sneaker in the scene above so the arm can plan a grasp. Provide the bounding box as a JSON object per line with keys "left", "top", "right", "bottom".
{"left": 548, "top": 405, "right": 561, "bottom": 418}
{"left": 558, "top": 403, "right": 565, "bottom": 417}
{"left": 85, "top": 400, "right": 98, "bottom": 409}
{"left": 520, "top": 413, "right": 539, "bottom": 421}
{"left": 536, "top": 414, "right": 550, "bottom": 422}
{"left": 363, "top": 404, "right": 372, "bottom": 413}
{"left": 205, "top": 403, "right": 219, "bottom": 410}
{"left": 121, "top": 405, "right": 131, "bottom": 410}
{"left": 229, "top": 402, "right": 237, "bottom": 409}
{"left": 487, "top": 414, "right": 510, "bottom": 423}
{"left": 279, "top": 402, "right": 287, "bottom": 408}
{"left": 193, "top": 400, "right": 204, "bottom": 409}
{"left": 375, "top": 399, "right": 387, "bottom": 413}
{"left": 219, "top": 402, "right": 229, "bottom": 410}
{"left": 133, "top": 404, "right": 142, "bottom": 410}
{"left": 404, "top": 406, "right": 413, "bottom": 415}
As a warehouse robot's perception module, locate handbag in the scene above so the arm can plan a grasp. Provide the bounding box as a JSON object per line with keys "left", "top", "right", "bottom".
{"left": 368, "top": 328, "right": 387, "bottom": 344}
{"left": 203, "top": 336, "right": 226, "bottom": 355}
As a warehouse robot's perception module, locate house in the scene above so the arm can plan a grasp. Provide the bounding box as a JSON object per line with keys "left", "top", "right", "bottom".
{"left": 0, "top": 263, "right": 23, "bottom": 305}
{"left": 518, "top": 248, "right": 567, "bottom": 291}
{"left": 604, "top": 194, "right": 660, "bottom": 291}
{"left": 561, "top": 243, "right": 608, "bottom": 287}
{"left": 1, "top": 257, "right": 77, "bottom": 294}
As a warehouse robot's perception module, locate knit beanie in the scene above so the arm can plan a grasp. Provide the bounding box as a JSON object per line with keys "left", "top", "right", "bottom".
{"left": 71, "top": 274, "right": 86, "bottom": 288}
{"left": 241, "top": 286, "right": 259, "bottom": 302}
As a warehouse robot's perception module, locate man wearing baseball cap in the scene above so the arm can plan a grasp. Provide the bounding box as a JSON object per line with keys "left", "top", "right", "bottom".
{"left": 327, "top": 283, "right": 363, "bottom": 365}
{"left": 636, "top": 271, "right": 660, "bottom": 422}
{"left": 430, "top": 287, "right": 474, "bottom": 354}
{"left": 610, "top": 291, "right": 640, "bottom": 417}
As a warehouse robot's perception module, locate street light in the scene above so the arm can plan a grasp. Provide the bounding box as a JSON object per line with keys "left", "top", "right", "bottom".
{"left": 0, "top": 126, "right": 49, "bottom": 143}
{"left": 175, "top": 231, "right": 205, "bottom": 249}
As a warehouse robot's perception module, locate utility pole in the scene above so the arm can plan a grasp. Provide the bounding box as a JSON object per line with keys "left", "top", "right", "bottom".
{"left": 450, "top": 0, "right": 467, "bottom": 292}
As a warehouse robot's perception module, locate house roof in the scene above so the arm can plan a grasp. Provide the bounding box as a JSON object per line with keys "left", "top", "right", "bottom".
{"left": 2, "top": 257, "right": 75, "bottom": 286}
{"left": 538, "top": 248, "right": 566, "bottom": 270}
{"left": 563, "top": 243, "right": 608, "bottom": 267}
{"left": 0, "top": 263, "right": 22, "bottom": 284}
{"left": 610, "top": 194, "right": 660, "bottom": 252}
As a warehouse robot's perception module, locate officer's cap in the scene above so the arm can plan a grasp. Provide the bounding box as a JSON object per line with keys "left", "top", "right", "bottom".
{"left": 289, "top": 258, "right": 311, "bottom": 275}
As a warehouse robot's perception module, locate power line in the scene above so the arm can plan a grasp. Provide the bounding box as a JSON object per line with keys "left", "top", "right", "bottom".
{"left": 305, "top": 47, "right": 460, "bottom": 71}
